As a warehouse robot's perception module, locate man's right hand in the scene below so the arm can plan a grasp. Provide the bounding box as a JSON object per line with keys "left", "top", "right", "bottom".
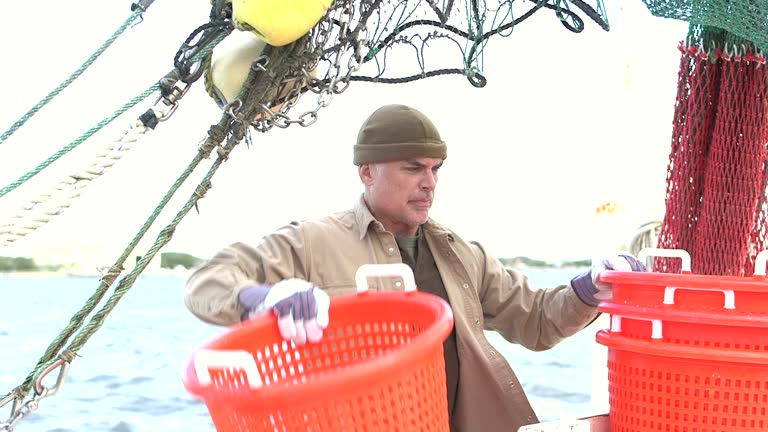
{"left": 238, "top": 279, "right": 330, "bottom": 345}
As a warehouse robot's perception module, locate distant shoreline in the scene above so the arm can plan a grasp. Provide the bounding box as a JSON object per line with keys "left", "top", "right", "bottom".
{"left": 1, "top": 265, "right": 581, "bottom": 279}
{"left": 1, "top": 254, "right": 591, "bottom": 277}
{"left": 0, "top": 268, "right": 193, "bottom": 278}
{"left": 0, "top": 271, "right": 70, "bottom": 278}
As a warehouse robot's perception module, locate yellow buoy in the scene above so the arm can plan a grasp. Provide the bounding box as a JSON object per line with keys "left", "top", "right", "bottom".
{"left": 232, "top": 0, "right": 334, "bottom": 47}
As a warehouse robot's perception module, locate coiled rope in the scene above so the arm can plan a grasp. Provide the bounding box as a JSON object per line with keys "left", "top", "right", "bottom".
{"left": 0, "top": 105, "right": 168, "bottom": 248}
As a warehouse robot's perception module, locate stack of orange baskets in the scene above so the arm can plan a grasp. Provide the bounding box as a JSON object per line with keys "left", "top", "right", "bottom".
{"left": 182, "top": 263, "right": 454, "bottom": 432}
{"left": 596, "top": 248, "right": 768, "bottom": 432}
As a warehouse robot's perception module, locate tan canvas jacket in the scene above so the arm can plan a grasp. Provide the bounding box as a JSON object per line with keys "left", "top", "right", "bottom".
{"left": 185, "top": 196, "right": 599, "bottom": 432}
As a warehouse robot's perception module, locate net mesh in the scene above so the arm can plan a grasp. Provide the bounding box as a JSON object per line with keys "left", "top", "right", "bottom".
{"left": 201, "top": 0, "right": 612, "bottom": 131}
{"left": 326, "top": 0, "right": 610, "bottom": 85}
{"left": 654, "top": 27, "right": 768, "bottom": 276}
{"left": 205, "top": 0, "right": 611, "bottom": 107}
{"left": 643, "top": 0, "right": 768, "bottom": 54}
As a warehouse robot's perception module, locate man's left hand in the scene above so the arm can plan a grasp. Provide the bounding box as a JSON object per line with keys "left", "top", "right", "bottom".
{"left": 571, "top": 255, "right": 647, "bottom": 306}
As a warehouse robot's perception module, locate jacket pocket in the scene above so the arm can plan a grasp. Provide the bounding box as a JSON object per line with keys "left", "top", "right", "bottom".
{"left": 319, "top": 281, "right": 357, "bottom": 298}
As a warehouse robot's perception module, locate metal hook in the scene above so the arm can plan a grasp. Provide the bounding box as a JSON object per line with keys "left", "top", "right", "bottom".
{"left": 34, "top": 359, "right": 70, "bottom": 398}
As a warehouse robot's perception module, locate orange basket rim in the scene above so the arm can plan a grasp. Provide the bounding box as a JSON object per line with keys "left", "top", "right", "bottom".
{"left": 182, "top": 290, "right": 454, "bottom": 407}
{"left": 600, "top": 270, "right": 768, "bottom": 291}
{"left": 596, "top": 330, "right": 768, "bottom": 364}
{"left": 598, "top": 302, "right": 768, "bottom": 327}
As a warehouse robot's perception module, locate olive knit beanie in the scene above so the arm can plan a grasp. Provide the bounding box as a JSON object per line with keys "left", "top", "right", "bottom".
{"left": 353, "top": 104, "right": 447, "bottom": 165}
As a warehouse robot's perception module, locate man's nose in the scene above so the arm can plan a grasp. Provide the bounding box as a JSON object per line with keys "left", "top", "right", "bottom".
{"left": 421, "top": 172, "right": 437, "bottom": 190}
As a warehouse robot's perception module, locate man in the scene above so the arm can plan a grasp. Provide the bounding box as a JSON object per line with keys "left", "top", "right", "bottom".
{"left": 185, "top": 104, "right": 645, "bottom": 431}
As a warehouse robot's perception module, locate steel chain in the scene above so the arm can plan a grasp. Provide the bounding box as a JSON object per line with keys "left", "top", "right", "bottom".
{"left": 252, "top": 4, "right": 365, "bottom": 132}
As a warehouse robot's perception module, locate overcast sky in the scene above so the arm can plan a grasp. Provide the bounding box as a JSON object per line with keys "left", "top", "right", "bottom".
{"left": 0, "top": 0, "right": 688, "bottom": 265}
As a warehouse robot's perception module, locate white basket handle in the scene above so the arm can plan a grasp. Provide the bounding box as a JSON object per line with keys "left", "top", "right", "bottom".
{"left": 755, "top": 250, "right": 768, "bottom": 276}
{"left": 355, "top": 263, "right": 417, "bottom": 293}
{"left": 663, "top": 286, "right": 735, "bottom": 309}
{"left": 659, "top": 250, "right": 768, "bottom": 308}
{"left": 194, "top": 349, "right": 262, "bottom": 389}
{"left": 610, "top": 315, "right": 663, "bottom": 339}
{"left": 637, "top": 247, "right": 691, "bottom": 272}
{"left": 630, "top": 249, "right": 768, "bottom": 309}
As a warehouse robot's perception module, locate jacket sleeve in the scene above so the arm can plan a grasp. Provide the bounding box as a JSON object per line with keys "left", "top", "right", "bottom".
{"left": 472, "top": 241, "right": 599, "bottom": 351}
{"left": 184, "top": 222, "right": 310, "bottom": 326}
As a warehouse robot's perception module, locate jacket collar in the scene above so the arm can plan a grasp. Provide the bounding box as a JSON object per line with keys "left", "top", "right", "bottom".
{"left": 353, "top": 195, "right": 378, "bottom": 240}
{"left": 353, "top": 194, "right": 453, "bottom": 240}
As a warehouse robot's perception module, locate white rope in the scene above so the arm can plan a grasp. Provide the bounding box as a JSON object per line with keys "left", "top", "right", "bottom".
{"left": 0, "top": 106, "right": 167, "bottom": 249}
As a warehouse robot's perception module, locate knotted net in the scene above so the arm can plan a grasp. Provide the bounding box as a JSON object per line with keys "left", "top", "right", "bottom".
{"left": 651, "top": 19, "right": 768, "bottom": 275}
{"left": 199, "top": 0, "right": 610, "bottom": 131}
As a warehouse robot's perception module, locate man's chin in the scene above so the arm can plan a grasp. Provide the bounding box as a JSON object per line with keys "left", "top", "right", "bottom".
{"left": 412, "top": 212, "right": 430, "bottom": 225}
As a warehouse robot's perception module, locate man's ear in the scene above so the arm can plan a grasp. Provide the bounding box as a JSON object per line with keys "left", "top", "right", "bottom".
{"left": 359, "top": 163, "right": 374, "bottom": 186}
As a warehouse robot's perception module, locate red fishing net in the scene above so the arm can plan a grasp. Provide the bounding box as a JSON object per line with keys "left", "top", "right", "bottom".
{"left": 655, "top": 35, "right": 768, "bottom": 276}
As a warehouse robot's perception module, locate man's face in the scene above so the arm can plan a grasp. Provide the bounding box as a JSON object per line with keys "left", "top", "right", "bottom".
{"left": 360, "top": 157, "right": 443, "bottom": 237}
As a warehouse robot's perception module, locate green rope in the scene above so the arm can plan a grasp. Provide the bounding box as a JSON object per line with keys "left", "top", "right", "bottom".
{"left": 0, "top": 30, "right": 232, "bottom": 398}
{"left": 0, "top": 37, "right": 231, "bottom": 390}
{"left": 0, "top": 30, "right": 228, "bottom": 200}
{"left": 60, "top": 44, "right": 303, "bottom": 363}
{"left": 5, "top": 36, "right": 301, "bottom": 402}
{"left": 0, "top": 83, "right": 159, "bottom": 199}
{"left": 17, "top": 117, "right": 232, "bottom": 393}
{"left": 0, "top": 9, "right": 148, "bottom": 145}
{"left": 65, "top": 136, "right": 237, "bottom": 356}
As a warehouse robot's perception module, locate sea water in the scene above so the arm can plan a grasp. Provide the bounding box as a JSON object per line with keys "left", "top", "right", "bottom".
{"left": 1, "top": 268, "right": 601, "bottom": 431}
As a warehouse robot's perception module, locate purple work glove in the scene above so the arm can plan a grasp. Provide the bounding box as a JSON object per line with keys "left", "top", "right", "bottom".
{"left": 238, "top": 279, "right": 330, "bottom": 345}
{"left": 571, "top": 255, "right": 647, "bottom": 306}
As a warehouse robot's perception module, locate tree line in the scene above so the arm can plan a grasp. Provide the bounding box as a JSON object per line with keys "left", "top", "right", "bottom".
{"left": 0, "top": 256, "right": 39, "bottom": 272}
{"left": 0, "top": 252, "right": 204, "bottom": 272}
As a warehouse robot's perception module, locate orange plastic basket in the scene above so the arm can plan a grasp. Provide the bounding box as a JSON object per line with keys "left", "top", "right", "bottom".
{"left": 595, "top": 249, "right": 768, "bottom": 431}
{"left": 600, "top": 270, "right": 768, "bottom": 313}
{"left": 597, "top": 330, "right": 768, "bottom": 432}
{"left": 598, "top": 248, "right": 768, "bottom": 313}
{"left": 182, "top": 264, "right": 454, "bottom": 432}
{"left": 598, "top": 302, "right": 768, "bottom": 349}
